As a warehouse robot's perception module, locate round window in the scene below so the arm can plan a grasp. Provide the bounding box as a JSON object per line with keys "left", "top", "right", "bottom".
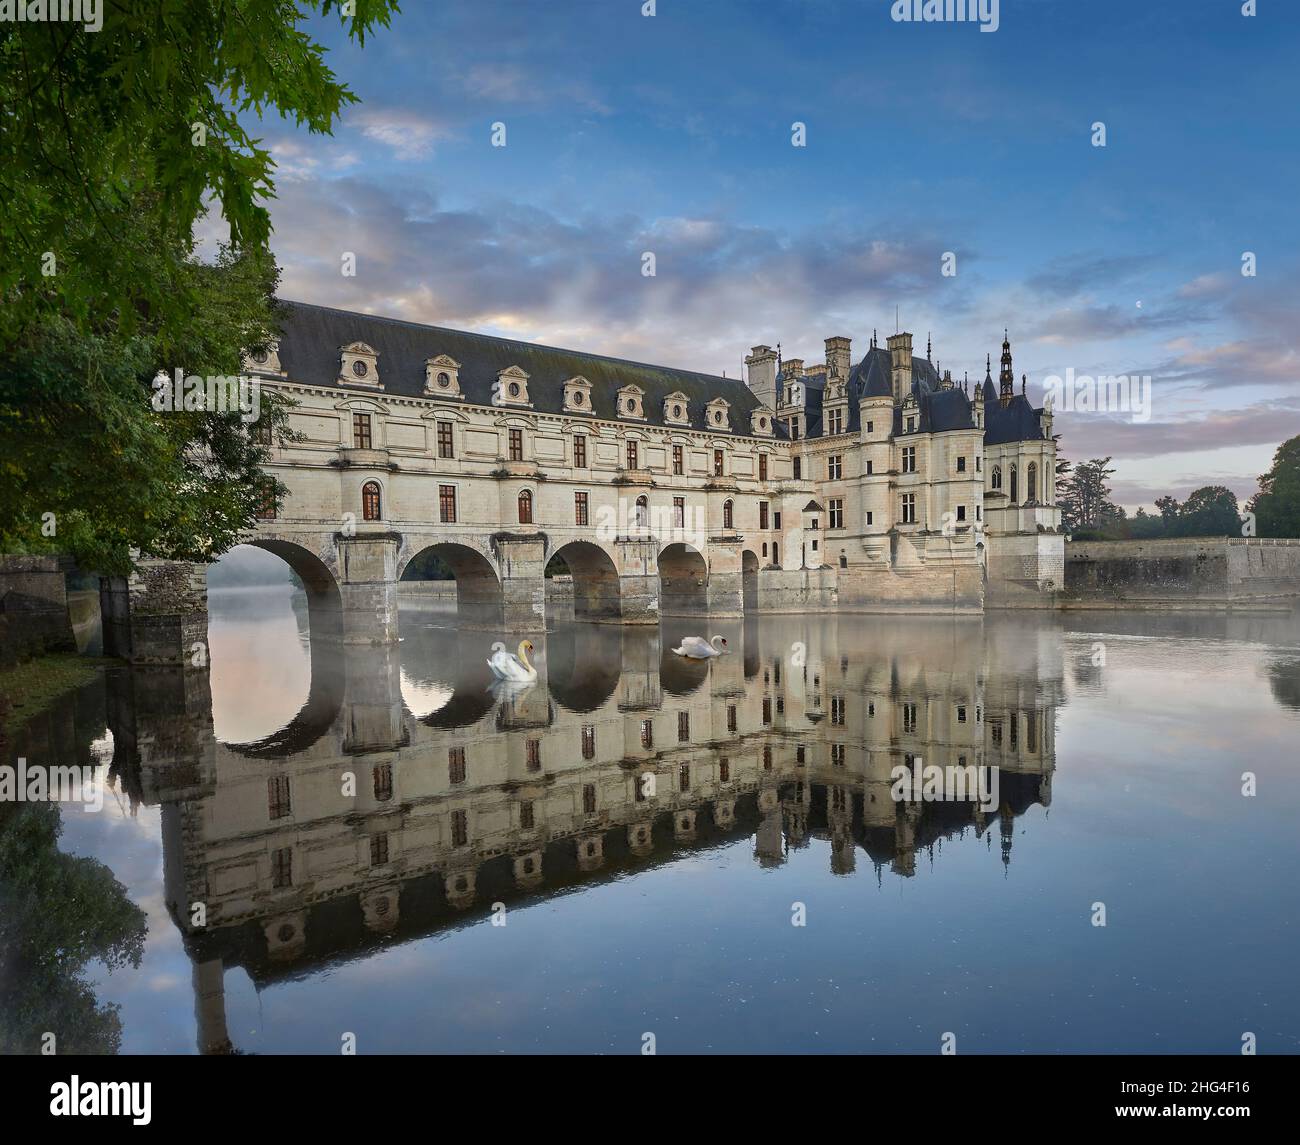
{"left": 437, "top": 372, "right": 450, "bottom": 387}
{"left": 352, "top": 360, "right": 369, "bottom": 378}
{"left": 251, "top": 350, "right": 268, "bottom": 365}
{"left": 573, "top": 391, "right": 584, "bottom": 405}
{"left": 760, "top": 417, "right": 768, "bottom": 428}
{"left": 626, "top": 398, "right": 636, "bottom": 412}
{"left": 673, "top": 404, "right": 682, "bottom": 418}
{"left": 509, "top": 382, "right": 521, "bottom": 397}
{"left": 714, "top": 410, "right": 723, "bottom": 423}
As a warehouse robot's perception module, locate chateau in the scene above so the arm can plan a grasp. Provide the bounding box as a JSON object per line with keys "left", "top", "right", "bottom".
{"left": 103, "top": 301, "right": 1063, "bottom": 663}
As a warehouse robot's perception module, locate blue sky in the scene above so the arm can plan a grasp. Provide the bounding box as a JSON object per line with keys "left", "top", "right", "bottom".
{"left": 233, "top": 0, "right": 1300, "bottom": 510}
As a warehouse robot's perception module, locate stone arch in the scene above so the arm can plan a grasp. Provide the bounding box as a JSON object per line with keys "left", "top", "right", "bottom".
{"left": 241, "top": 538, "right": 344, "bottom": 644}
{"left": 399, "top": 541, "right": 503, "bottom": 627}
{"left": 659, "top": 542, "right": 708, "bottom": 615}
{"left": 546, "top": 540, "right": 621, "bottom": 621}
{"left": 742, "top": 549, "right": 760, "bottom": 612}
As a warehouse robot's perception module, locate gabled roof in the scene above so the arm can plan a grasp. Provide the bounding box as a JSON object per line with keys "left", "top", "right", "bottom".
{"left": 271, "top": 300, "right": 784, "bottom": 437}
{"left": 984, "top": 393, "right": 1048, "bottom": 444}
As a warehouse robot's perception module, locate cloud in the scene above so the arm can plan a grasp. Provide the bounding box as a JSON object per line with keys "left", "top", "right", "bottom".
{"left": 347, "top": 108, "right": 450, "bottom": 160}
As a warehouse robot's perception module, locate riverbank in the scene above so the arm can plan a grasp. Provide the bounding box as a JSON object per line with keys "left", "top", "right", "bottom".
{"left": 0, "top": 653, "right": 116, "bottom": 740}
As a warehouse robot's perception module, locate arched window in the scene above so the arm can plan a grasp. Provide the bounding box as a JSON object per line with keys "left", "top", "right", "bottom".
{"left": 1027, "top": 463, "right": 1038, "bottom": 504}
{"left": 635, "top": 495, "right": 649, "bottom": 529}
{"left": 1010, "top": 465, "right": 1019, "bottom": 504}
{"left": 991, "top": 465, "right": 1002, "bottom": 491}
{"left": 762, "top": 542, "right": 768, "bottom": 557}
{"left": 517, "top": 489, "right": 533, "bottom": 524}
{"left": 723, "top": 499, "right": 734, "bottom": 529}
{"left": 362, "top": 481, "right": 382, "bottom": 521}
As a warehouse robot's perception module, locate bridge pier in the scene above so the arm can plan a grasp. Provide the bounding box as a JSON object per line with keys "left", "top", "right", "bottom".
{"left": 101, "top": 559, "right": 211, "bottom": 668}
{"left": 337, "top": 533, "right": 400, "bottom": 644}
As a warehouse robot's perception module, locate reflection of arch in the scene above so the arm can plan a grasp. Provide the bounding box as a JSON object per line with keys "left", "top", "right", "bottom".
{"left": 547, "top": 541, "right": 621, "bottom": 621}
{"left": 545, "top": 625, "right": 621, "bottom": 711}
{"left": 243, "top": 539, "right": 343, "bottom": 643}
{"left": 742, "top": 550, "right": 759, "bottom": 612}
{"left": 400, "top": 542, "right": 503, "bottom": 627}
{"left": 659, "top": 543, "right": 707, "bottom": 615}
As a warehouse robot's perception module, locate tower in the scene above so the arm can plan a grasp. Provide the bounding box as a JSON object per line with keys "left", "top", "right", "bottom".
{"left": 744, "top": 344, "right": 779, "bottom": 410}
{"left": 999, "top": 329, "right": 1014, "bottom": 407}
{"left": 886, "top": 331, "right": 913, "bottom": 405}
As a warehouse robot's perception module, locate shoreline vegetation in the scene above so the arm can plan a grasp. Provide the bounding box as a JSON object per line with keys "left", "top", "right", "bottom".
{"left": 0, "top": 653, "right": 116, "bottom": 741}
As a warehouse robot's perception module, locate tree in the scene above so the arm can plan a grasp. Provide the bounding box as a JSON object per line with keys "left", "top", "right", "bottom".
{"left": 1249, "top": 436, "right": 1300, "bottom": 538}
{"left": 1059, "top": 457, "right": 1121, "bottom": 534}
{"left": 1174, "top": 485, "right": 1240, "bottom": 537}
{"left": 1, "top": 2, "right": 399, "bottom": 571}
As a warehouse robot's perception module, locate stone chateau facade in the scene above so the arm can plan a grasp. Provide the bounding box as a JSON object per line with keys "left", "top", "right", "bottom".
{"left": 105, "top": 301, "right": 1064, "bottom": 662}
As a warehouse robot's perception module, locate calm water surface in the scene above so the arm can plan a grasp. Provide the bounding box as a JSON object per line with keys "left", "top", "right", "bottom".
{"left": 6, "top": 590, "right": 1300, "bottom": 1054}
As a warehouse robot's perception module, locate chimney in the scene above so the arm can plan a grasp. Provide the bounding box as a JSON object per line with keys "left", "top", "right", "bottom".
{"left": 825, "top": 336, "right": 851, "bottom": 381}
{"left": 783, "top": 358, "right": 805, "bottom": 378}
{"left": 886, "top": 331, "right": 912, "bottom": 404}
{"left": 745, "top": 344, "right": 779, "bottom": 410}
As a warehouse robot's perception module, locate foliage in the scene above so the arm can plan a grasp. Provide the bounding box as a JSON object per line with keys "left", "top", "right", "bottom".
{"left": 1248, "top": 436, "right": 1300, "bottom": 538}
{"left": 1058, "top": 456, "right": 1122, "bottom": 533}
{"left": 0, "top": 800, "right": 147, "bottom": 1054}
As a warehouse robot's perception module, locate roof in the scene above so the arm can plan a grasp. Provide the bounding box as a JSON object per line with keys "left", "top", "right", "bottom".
{"left": 985, "top": 393, "right": 1048, "bottom": 444}
{"left": 272, "top": 300, "right": 783, "bottom": 438}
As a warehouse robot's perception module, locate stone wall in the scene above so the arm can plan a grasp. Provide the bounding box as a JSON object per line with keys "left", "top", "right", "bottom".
{"left": 1062, "top": 537, "right": 1300, "bottom": 609}
{"left": 0, "top": 555, "right": 77, "bottom": 667}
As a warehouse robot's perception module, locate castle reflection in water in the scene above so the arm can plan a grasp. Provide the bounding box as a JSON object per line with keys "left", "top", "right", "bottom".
{"left": 78, "top": 608, "right": 1061, "bottom": 1053}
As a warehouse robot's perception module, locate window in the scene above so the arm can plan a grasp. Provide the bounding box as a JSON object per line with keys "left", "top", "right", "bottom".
{"left": 903, "top": 702, "right": 917, "bottom": 734}
{"left": 763, "top": 745, "right": 772, "bottom": 771}
{"left": 635, "top": 495, "right": 649, "bottom": 528}
{"left": 272, "top": 847, "right": 292, "bottom": 888}
{"left": 508, "top": 428, "right": 524, "bottom": 461}
{"left": 772, "top": 542, "right": 779, "bottom": 564}
{"left": 796, "top": 745, "right": 806, "bottom": 764}
{"left": 719, "top": 758, "right": 730, "bottom": 782}
{"left": 451, "top": 809, "right": 468, "bottom": 847}
{"left": 758, "top": 453, "right": 768, "bottom": 481}
{"left": 829, "top": 498, "right": 844, "bottom": 529}
{"left": 976, "top": 506, "right": 982, "bottom": 521}
{"left": 449, "top": 746, "right": 466, "bottom": 784}
{"left": 991, "top": 720, "right": 1003, "bottom": 746}
{"left": 793, "top": 457, "right": 802, "bottom": 479}
{"left": 370, "top": 833, "right": 389, "bottom": 867}
{"left": 957, "top": 456, "right": 967, "bottom": 473}
{"left": 673, "top": 497, "right": 685, "bottom": 528}
{"left": 828, "top": 455, "right": 842, "bottom": 480}
{"left": 977, "top": 456, "right": 982, "bottom": 472}
{"left": 762, "top": 697, "right": 772, "bottom": 724}
{"left": 1027, "top": 463, "right": 1038, "bottom": 503}
{"left": 677, "top": 711, "right": 690, "bottom": 742}
{"left": 790, "top": 419, "right": 800, "bottom": 441}
{"left": 520, "top": 801, "right": 535, "bottom": 829}
{"left": 992, "top": 466, "right": 1002, "bottom": 491}
{"left": 956, "top": 505, "right": 967, "bottom": 522}
{"left": 865, "top": 459, "right": 874, "bottom": 475}
{"left": 762, "top": 542, "right": 767, "bottom": 556}
{"left": 827, "top": 408, "right": 843, "bottom": 435}
{"left": 439, "top": 484, "right": 457, "bottom": 523}
{"left": 673, "top": 445, "right": 683, "bottom": 475}
{"left": 958, "top": 705, "right": 967, "bottom": 723}
{"left": 437, "top": 420, "right": 454, "bottom": 458}
{"left": 679, "top": 763, "right": 690, "bottom": 792}
{"left": 268, "top": 775, "right": 291, "bottom": 820}
{"left": 626, "top": 441, "right": 639, "bottom": 470}
{"left": 902, "top": 446, "right": 916, "bottom": 473}
{"left": 581, "top": 724, "right": 596, "bottom": 759}
{"left": 1010, "top": 714, "right": 1019, "bottom": 749}
{"left": 831, "top": 743, "right": 846, "bottom": 767}
{"left": 906, "top": 416, "right": 916, "bottom": 432}
{"left": 573, "top": 434, "right": 587, "bottom": 468}
{"left": 759, "top": 501, "right": 769, "bottom": 530}
{"left": 362, "top": 480, "right": 382, "bottom": 521}
{"left": 727, "top": 705, "right": 737, "bottom": 733}
{"left": 902, "top": 493, "right": 916, "bottom": 524}
{"left": 831, "top": 695, "right": 845, "bottom": 725}
{"left": 373, "top": 764, "right": 393, "bottom": 802}
{"left": 723, "top": 499, "right": 734, "bottom": 529}
{"left": 1010, "top": 466, "right": 1019, "bottom": 503}
{"left": 575, "top": 492, "right": 589, "bottom": 526}
{"left": 352, "top": 412, "right": 372, "bottom": 449}
{"left": 526, "top": 738, "right": 541, "bottom": 771}
{"left": 255, "top": 478, "right": 276, "bottom": 520}
{"left": 641, "top": 718, "right": 654, "bottom": 748}
{"left": 866, "top": 511, "right": 874, "bottom": 525}
{"left": 517, "top": 489, "right": 533, "bottom": 524}
{"left": 583, "top": 784, "right": 597, "bottom": 814}
{"left": 866, "top": 420, "right": 874, "bottom": 433}
{"left": 1027, "top": 711, "right": 1038, "bottom": 752}
{"left": 254, "top": 419, "right": 274, "bottom": 446}
{"left": 713, "top": 449, "right": 724, "bottom": 476}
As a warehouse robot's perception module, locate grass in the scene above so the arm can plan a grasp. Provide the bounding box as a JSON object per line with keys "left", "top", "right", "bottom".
{"left": 0, "top": 653, "right": 115, "bottom": 737}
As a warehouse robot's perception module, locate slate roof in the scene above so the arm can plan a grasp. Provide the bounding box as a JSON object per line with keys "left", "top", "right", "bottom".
{"left": 271, "top": 300, "right": 783, "bottom": 438}
{"left": 985, "top": 393, "right": 1048, "bottom": 445}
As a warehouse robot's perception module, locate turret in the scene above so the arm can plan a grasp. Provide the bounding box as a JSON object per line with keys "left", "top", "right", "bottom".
{"left": 999, "top": 330, "right": 1014, "bottom": 407}
{"left": 887, "top": 331, "right": 913, "bottom": 405}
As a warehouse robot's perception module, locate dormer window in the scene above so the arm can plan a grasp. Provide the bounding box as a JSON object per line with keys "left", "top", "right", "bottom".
{"left": 243, "top": 340, "right": 285, "bottom": 376}
{"left": 663, "top": 391, "right": 691, "bottom": 426}
{"left": 750, "top": 406, "right": 774, "bottom": 437}
{"left": 617, "top": 385, "right": 646, "bottom": 420}
{"left": 563, "top": 376, "right": 593, "bottom": 414}
{"left": 339, "top": 342, "right": 380, "bottom": 388}
{"left": 494, "top": 365, "right": 531, "bottom": 407}
{"left": 705, "top": 398, "right": 731, "bottom": 431}
{"left": 425, "top": 355, "right": 464, "bottom": 398}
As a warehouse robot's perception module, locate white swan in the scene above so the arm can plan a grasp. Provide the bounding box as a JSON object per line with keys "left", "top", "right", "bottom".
{"left": 671, "top": 635, "right": 728, "bottom": 659}
{"left": 487, "top": 639, "right": 538, "bottom": 682}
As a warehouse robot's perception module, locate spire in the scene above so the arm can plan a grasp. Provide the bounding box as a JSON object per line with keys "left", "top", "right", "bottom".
{"left": 999, "top": 330, "right": 1014, "bottom": 407}
{"left": 872, "top": 328, "right": 877, "bottom": 350}
{"left": 985, "top": 352, "right": 992, "bottom": 379}
{"left": 926, "top": 332, "right": 932, "bottom": 361}
{"left": 1021, "top": 372, "right": 1027, "bottom": 396}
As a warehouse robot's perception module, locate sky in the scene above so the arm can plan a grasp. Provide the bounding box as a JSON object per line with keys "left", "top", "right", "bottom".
{"left": 227, "top": 0, "right": 1300, "bottom": 512}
